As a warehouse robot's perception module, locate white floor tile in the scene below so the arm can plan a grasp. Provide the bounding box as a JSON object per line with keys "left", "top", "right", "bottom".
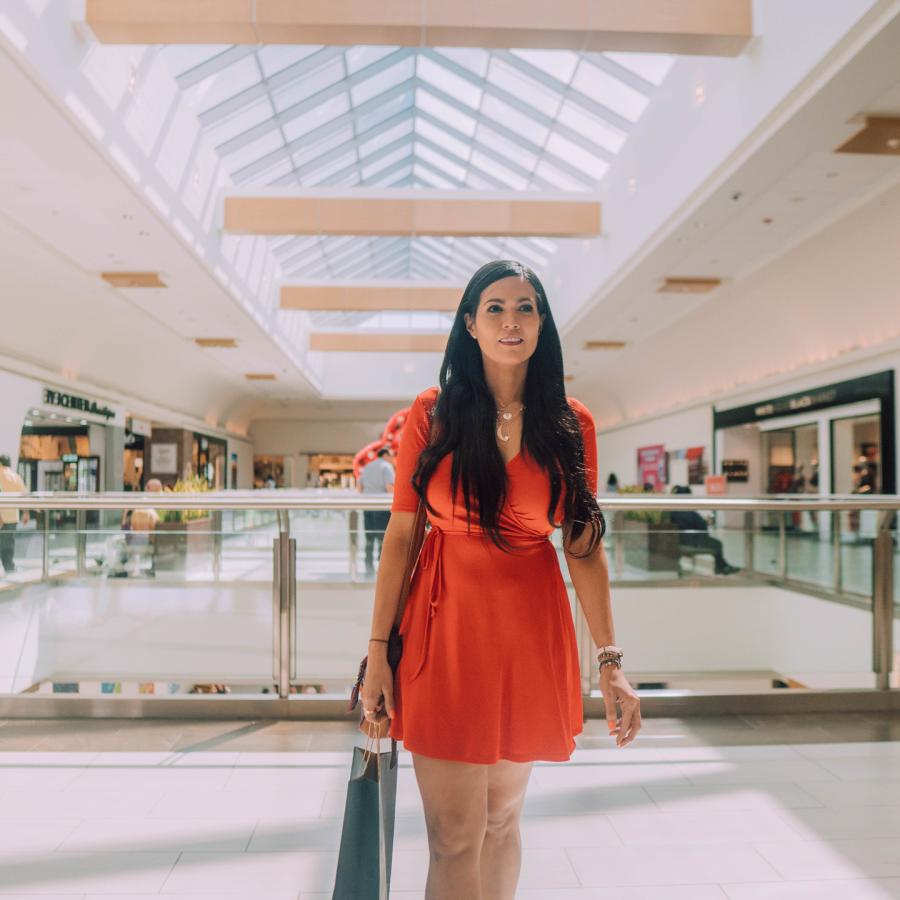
{"left": 0, "top": 820, "right": 78, "bottom": 851}
{"left": 0, "top": 851, "right": 179, "bottom": 894}
{"left": 795, "top": 781, "right": 900, "bottom": 807}
{"left": 0, "top": 769, "right": 86, "bottom": 791}
{"left": 792, "top": 741, "right": 900, "bottom": 760}
{"left": 66, "top": 768, "right": 232, "bottom": 792}
{"left": 0, "top": 791, "right": 163, "bottom": 820}
{"left": 224, "top": 766, "right": 346, "bottom": 792}
{"left": 722, "top": 879, "right": 900, "bottom": 899}
{"left": 816, "top": 758, "right": 900, "bottom": 781}
{"left": 60, "top": 818, "right": 255, "bottom": 853}
{"left": 608, "top": 810, "right": 802, "bottom": 845}
{"left": 646, "top": 783, "right": 821, "bottom": 812}
{"left": 161, "top": 850, "right": 337, "bottom": 893}
{"left": 677, "top": 760, "right": 837, "bottom": 784}
{"left": 753, "top": 837, "right": 900, "bottom": 880}
{"left": 149, "top": 790, "right": 324, "bottom": 820}
{"left": 532, "top": 763, "right": 690, "bottom": 789}
{"left": 523, "top": 786, "right": 652, "bottom": 816}
{"left": 781, "top": 807, "right": 900, "bottom": 839}
{"left": 246, "top": 818, "right": 345, "bottom": 852}
{"left": 567, "top": 844, "right": 780, "bottom": 886}
{"left": 520, "top": 814, "right": 621, "bottom": 848}
{"left": 517, "top": 848, "right": 581, "bottom": 889}
{"left": 517, "top": 889, "right": 728, "bottom": 899}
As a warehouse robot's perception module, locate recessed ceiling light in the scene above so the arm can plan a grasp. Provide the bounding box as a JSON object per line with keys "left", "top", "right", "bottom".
{"left": 102, "top": 272, "right": 166, "bottom": 288}
{"left": 762, "top": 217, "right": 774, "bottom": 224}
{"left": 245, "top": 373, "right": 276, "bottom": 380}
{"left": 659, "top": 277, "right": 722, "bottom": 294}
{"left": 195, "top": 338, "right": 238, "bottom": 348}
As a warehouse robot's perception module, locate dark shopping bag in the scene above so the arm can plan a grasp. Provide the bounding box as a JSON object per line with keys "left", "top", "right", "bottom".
{"left": 332, "top": 730, "right": 399, "bottom": 900}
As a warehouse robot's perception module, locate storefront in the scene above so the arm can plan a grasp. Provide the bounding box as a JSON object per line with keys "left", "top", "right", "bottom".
{"left": 714, "top": 371, "right": 895, "bottom": 532}
{"left": 309, "top": 453, "right": 357, "bottom": 489}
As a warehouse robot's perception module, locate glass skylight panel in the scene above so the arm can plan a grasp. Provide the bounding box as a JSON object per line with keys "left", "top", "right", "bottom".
{"left": 225, "top": 129, "right": 285, "bottom": 172}
{"left": 413, "top": 163, "right": 457, "bottom": 190}
{"left": 350, "top": 56, "right": 415, "bottom": 107}
{"left": 414, "top": 118, "right": 470, "bottom": 162}
{"left": 470, "top": 151, "right": 527, "bottom": 189}
{"left": 359, "top": 118, "right": 413, "bottom": 157}
{"left": 414, "top": 141, "right": 466, "bottom": 181}
{"left": 362, "top": 145, "right": 412, "bottom": 179}
{"left": 271, "top": 56, "right": 345, "bottom": 113}
{"left": 184, "top": 54, "right": 261, "bottom": 114}
{"left": 282, "top": 94, "right": 351, "bottom": 143}
{"left": 533, "top": 158, "right": 585, "bottom": 191}
{"left": 257, "top": 45, "right": 322, "bottom": 79}
{"left": 571, "top": 60, "right": 649, "bottom": 123}
{"left": 346, "top": 46, "right": 398, "bottom": 75}
{"left": 417, "top": 55, "right": 483, "bottom": 109}
{"left": 556, "top": 99, "right": 626, "bottom": 154}
{"left": 291, "top": 124, "right": 354, "bottom": 170}
{"left": 465, "top": 170, "right": 498, "bottom": 190}
{"left": 509, "top": 49, "right": 578, "bottom": 84}
{"left": 486, "top": 58, "right": 561, "bottom": 118}
{"left": 603, "top": 52, "right": 675, "bottom": 87}
{"left": 544, "top": 133, "right": 609, "bottom": 180}
{"left": 474, "top": 122, "right": 537, "bottom": 171}
{"left": 164, "top": 45, "right": 231, "bottom": 76}
{"left": 415, "top": 88, "right": 476, "bottom": 136}
{"left": 433, "top": 47, "right": 490, "bottom": 78}
{"left": 479, "top": 95, "right": 549, "bottom": 147}
{"left": 205, "top": 97, "right": 275, "bottom": 149}
{"left": 307, "top": 149, "right": 358, "bottom": 185}
{"left": 355, "top": 88, "right": 414, "bottom": 134}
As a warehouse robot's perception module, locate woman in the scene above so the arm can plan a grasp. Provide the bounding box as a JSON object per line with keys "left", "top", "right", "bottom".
{"left": 361, "top": 260, "right": 641, "bottom": 899}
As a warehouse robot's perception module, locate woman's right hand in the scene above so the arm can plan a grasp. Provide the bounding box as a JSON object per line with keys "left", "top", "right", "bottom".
{"left": 360, "top": 654, "right": 395, "bottom": 727}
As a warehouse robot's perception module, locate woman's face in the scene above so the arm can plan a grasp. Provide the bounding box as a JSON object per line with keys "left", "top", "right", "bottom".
{"left": 463, "top": 276, "right": 545, "bottom": 367}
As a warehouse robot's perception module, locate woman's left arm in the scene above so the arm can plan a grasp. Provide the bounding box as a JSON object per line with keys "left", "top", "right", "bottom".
{"left": 565, "top": 530, "right": 642, "bottom": 749}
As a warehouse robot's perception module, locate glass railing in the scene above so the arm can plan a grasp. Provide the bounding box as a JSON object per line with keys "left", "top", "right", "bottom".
{"left": 0, "top": 492, "right": 896, "bottom": 706}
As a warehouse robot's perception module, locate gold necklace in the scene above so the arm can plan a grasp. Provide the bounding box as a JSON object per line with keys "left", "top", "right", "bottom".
{"left": 496, "top": 401, "right": 525, "bottom": 442}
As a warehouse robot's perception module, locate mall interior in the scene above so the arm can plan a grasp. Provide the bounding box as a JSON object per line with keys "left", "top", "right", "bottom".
{"left": 0, "top": 1, "right": 899, "bottom": 897}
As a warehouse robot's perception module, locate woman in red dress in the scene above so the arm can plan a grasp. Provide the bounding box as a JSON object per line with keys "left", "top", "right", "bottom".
{"left": 361, "top": 260, "right": 641, "bottom": 899}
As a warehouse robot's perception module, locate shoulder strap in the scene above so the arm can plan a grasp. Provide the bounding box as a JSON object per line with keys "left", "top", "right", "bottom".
{"left": 392, "top": 391, "right": 438, "bottom": 628}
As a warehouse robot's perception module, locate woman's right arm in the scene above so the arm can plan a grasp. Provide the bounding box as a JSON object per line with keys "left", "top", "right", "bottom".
{"left": 360, "top": 510, "right": 417, "bottom": 722}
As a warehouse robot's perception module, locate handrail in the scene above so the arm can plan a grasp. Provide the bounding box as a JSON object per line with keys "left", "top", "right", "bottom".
{"left": 0, "top": 491, "right": 899, "bottom": 512}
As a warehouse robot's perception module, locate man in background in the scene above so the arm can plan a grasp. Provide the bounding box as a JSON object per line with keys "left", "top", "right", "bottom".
{"left": 357, "top": 448, "right": 394, "bottom": 575}
{"left": 0, "top": 454, "right": 27, "bottom": 575}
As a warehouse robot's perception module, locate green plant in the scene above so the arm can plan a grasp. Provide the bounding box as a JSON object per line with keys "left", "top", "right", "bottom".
{"left": 618, "top": 484, "right": 668, "bottom": 524}
{"left": 157, "top": 474, "right": 210, "bottom": 523}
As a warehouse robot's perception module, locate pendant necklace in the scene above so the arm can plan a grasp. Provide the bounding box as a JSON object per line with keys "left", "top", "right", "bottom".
{"left": 496, "top": 400, "right": 525, "bottom": 442}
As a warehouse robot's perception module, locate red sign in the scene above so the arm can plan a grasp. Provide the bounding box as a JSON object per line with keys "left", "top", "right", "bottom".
{"left": 705, "top": 475, "right": 727, "bottom": 495}
{"left": 637, "top": 444, "right": 667, "bottom": 490}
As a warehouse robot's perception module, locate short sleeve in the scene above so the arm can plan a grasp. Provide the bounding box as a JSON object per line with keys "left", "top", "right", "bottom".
{"left": 390, "top": 387, "right": 438, "bottom": 513}
{"left": 567, "top": 397, "right": 598, "bottom": 496}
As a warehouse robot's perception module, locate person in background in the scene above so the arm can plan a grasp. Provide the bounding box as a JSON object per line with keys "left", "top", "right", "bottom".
{"left": 606, "top": 472, "right": 619, "bottom": 494}
{"left": 670, "top": 485, "right": 740, "bottom": 575}
{"left": 0, "top": 454, "right": 28, "bottom": 575}
{"left": 129, "top": 478, "right": 163, "bottom": 575}
{"left": 357, "top": 447, "right": 394, "bottom": 575}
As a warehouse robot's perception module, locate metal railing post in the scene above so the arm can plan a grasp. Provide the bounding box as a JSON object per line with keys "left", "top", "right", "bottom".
{"left": 872, "top": 510, "right": 895, "bottom": 691}
{"left": 778, "top": 512, "right": 787, "bottom": 581}
{"left": 272, "top": 510, "right": 293, "bottom": 699}
{"left": 613, "top": 511, "right": 625, "bottom": 578}
{"left": 212, "top": 510, "right": 222, "bottom": 581}
{"left": 349, "top": 509, "right": 358, "bottom": 582}
{"left": 832, "top": 511, "right": 843, "bottom": 595}
{"left": 42, "top": 510, "right": 50, "bottom": 579}
{"left": 75, "top": 509, "right": 87, "bottom": 577}
{"left": 743, "top": 511, "right": 755, "bottom": 575}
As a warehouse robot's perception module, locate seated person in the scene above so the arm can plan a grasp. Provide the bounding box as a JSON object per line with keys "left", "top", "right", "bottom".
{"left": 670, "top": 485, "right": 739, "bottom": 575}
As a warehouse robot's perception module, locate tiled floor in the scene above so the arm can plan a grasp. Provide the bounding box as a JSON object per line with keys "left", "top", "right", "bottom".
{"left": 0, "top": 714, "right": 899, "bottom": 898}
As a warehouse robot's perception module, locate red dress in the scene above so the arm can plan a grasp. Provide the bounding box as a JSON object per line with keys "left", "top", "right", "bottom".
{"left": 389, "top": 387, "right": 599, "bottom": 764}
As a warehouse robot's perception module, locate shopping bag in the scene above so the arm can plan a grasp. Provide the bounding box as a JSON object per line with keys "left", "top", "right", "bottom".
{"left": 332, "top": 730, "right": 399, "bottom": 900}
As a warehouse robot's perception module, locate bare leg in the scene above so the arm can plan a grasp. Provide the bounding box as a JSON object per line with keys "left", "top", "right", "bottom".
{"left": 480, "top": 759, "right": 533, "bottom": 899}
{"left": 412, "top": 752, "right": 488, "bottom": 900}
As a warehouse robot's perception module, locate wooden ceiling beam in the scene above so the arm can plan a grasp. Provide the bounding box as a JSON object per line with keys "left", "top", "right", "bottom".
{"left": 281, "top": 282, "right": 462, "bottom": 311}
{"left": 85, "top": 0, "right": 752, "bottom": 56}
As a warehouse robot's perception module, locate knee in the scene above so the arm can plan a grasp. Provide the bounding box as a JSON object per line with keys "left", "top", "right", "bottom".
{"left": 426, "top": 811, "right": 485, "bottom": 861}
{"left": 484, "top": 798, "right": 522, "bottom": 839}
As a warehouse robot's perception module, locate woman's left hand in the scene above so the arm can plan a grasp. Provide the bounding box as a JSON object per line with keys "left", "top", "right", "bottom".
{"left": 600, "top": 667, "right": 641, "bottom": 748}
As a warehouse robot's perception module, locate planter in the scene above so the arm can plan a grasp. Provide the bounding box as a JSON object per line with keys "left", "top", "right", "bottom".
{"left": 153, "top": 517, "right": 213, "bottom": 572}
{"left": 620, "top": 518, "right": 680, "bottom": 572}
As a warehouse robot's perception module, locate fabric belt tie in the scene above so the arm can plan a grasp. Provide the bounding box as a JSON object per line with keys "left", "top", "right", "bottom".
{"left": 406, "top": 525, "right": 550, "bottom": 682}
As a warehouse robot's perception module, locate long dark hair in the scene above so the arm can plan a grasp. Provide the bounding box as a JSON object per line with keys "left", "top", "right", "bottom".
{"left": 411, "top": 260, "right": 605, "bottom": 557}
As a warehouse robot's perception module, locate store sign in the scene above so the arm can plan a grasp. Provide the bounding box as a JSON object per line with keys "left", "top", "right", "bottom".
{"left": 43, "top": 388, "right": 115, "bottom": 420}
{"left": 637, "top": 444, "right": 667, "bottom": 489}
{"left": 150, "top": 443, "right": 178, "bottom": 475}
{"left": 706, "top": 475, "right": 727, "bottom": 495}
{"left": 128, "top": 417, "right": 153, "bottom": 437}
